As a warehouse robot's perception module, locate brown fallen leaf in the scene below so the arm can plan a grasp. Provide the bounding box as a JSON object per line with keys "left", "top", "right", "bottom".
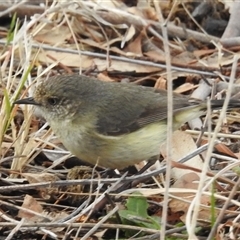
{"left": 215, "top": 143, "right": 238, "bottom": 158}
{"left": 94, "top": 58, "right": 161, "bottom": 72}
{"left": 123, "top": 30, "right": 143, "bottom": 56}
{"left": 37, "top": 50, "right": 93, "bottom": 68}
{"left": 160, "top": 130, "right": 204, "bottom": 180}
{"left": 22, "top": 173, "right": 60, "bottom": 199}
{"left": 18, "top": 194, "right": 44, "bottom": 221}
{"left": 33, "top": 25, "right": 72, "bottom": 45}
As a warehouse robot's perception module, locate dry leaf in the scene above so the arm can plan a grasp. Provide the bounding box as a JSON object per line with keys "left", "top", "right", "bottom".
{"left": 23, "top": 173, "right": 60, "bottom": 199}
{"left": 160, "top": 130, "right": 204, "bottom": 180}
{"left": 193, "top": 49, "right": 216, "bottom": 58}
{"left": 37, "top": 50, "right": 93, "bottom": 68}
{"left": 34, "top": 25, "right": 72, "bottom": 45}
{"left": 174, "top": 83, "right": 197, "bottom": 93}
{"left": 97, "top": 73, "right": 115, "bottom": 82}
{"left": 154, "top": 76, "right": 166, "bottom": 90}
{"left": 215, "top": 143, "right": 238, "bottom": 158}
{"left": 22, "top": 172, "right": 60, "bottom": 184}
{"left": 18, "top": 195, "right": 43, "bottom": 221}
{"left": 169, "top": 173, "right": 213, "bottom": 223}
{"left": 144, "top": 50, "right": 166, "bottom": 62}
{"left": 124, "top": 31, "right": 143, "bottom": 56}
{"left": 122, "top": 24, "right": 136, "bottom": 48}
{"left": 172, "top": 51, "right": 197, "bottom": 65}
{"left": 127, "top": 6, "right": 158, "bottom": 20}
{"left": 201, "top": 52, "right": 239, "bottom": 68}
{"left": 94, "top": 58, "right": 161, "bottom": 72}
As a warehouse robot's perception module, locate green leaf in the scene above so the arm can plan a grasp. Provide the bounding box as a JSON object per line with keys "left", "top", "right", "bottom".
{"left": 232, "top": 166, "right": 240, "bottom": 176}
{"left": 6, "top": 13, "right": 18, "bottom": 44}
{"left": 126, "top": 191, "right": 149, "bottom": 217}
{"left": 2, "top": 88, "right": 12, "bottom": 134}
{"left": 210, "top": 181, "right": 217, "bottom": 227}
{"left": 12, "top": 64, "right": 33, "bottom": 103}
{"left": 118, "top": 192, "right": 161, "bottom": 237}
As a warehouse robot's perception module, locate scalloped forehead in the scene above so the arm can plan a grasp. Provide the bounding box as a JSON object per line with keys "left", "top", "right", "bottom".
{"left": 35, "top": 75, "right": 77, "bottom": 96}
{"left": 33, "top": 74, "right": 97, "bottom": 102}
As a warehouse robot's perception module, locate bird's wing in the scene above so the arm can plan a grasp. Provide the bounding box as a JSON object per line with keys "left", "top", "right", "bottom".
{"left": 96, "top": 88, "right": 199, "bottom": 136}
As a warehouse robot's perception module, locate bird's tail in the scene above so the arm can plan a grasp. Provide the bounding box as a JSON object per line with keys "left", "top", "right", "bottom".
{"left": 210, "top": 99, "right": 240, "bottom": 109}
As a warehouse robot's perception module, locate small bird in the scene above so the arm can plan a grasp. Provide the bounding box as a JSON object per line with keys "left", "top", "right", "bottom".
{"left": 14, "top": 74, "right": 240, "bottom": 169}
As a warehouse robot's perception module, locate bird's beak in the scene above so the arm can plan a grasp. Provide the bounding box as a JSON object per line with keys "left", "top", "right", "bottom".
{"left": 14, "top": 97, "right": 40, "bottom": 106}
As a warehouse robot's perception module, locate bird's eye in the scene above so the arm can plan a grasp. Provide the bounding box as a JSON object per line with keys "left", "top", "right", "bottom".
{"left": 47, "top": 97, "right": 59, "bottom": 106}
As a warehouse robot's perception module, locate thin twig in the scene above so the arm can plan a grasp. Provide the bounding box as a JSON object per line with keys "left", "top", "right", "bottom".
{"left": 0, "top": 40, "right": 224, "bottom": 78}
{"left": 81, "top": 206, "right": 119, "bottom": 240}
{"left": 154, "top": 1, "right": 173, "bottom": 239}
{"left": 0, "top": 0, "right": 29, "bottom": 18}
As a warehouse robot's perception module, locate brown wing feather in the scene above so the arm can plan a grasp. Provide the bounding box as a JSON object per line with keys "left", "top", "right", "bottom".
{"left": 96, "top": 86, "right": 198, "bottom": 136}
